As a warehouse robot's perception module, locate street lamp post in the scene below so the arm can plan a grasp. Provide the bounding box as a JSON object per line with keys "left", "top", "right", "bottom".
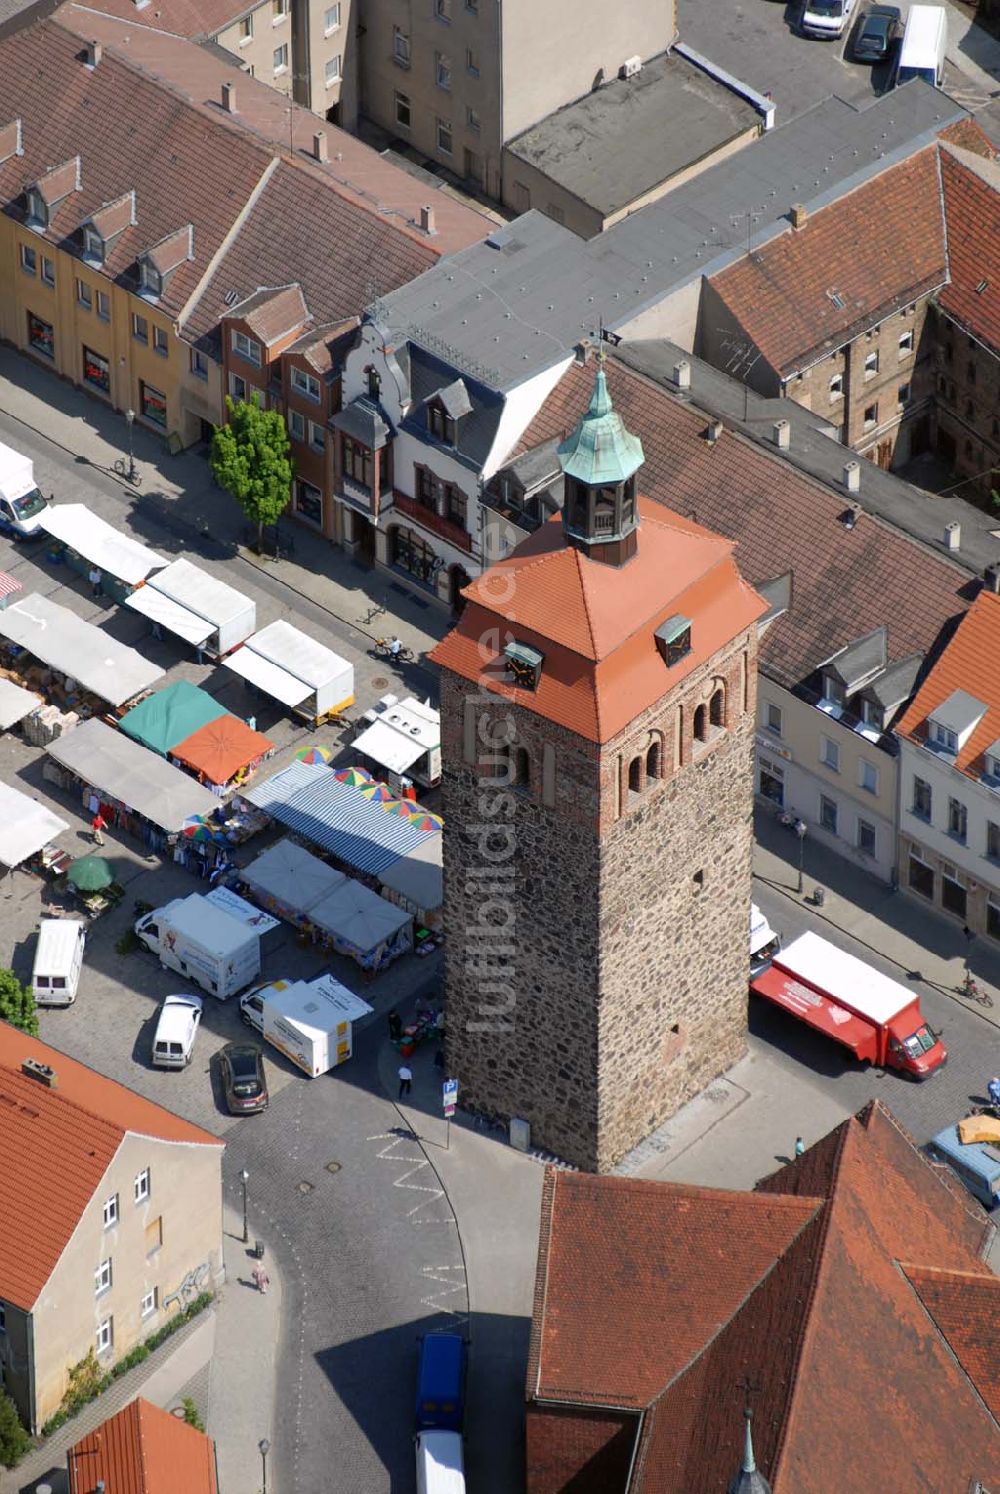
{"left": 795, "top": 818, "right": 807, "bottom": 896}
{"left": 241, "top": 1167, "right": 250, "bottom": 1245}
{"left": 259, "top": 1437, "right": 271, "bottom": 1494}
{"left": 124, "top": 408, "right": 136, "bottom": 484}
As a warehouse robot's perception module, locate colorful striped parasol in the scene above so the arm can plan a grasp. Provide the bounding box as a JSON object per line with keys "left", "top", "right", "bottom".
{"left": 296, "top": 745, "right": 333, "bottom": 765}
{"left": 360, "top": 781, "right": 395, "bottom": 803}
{"left": 334, "top": 766, "right": 373, "bottom": 787}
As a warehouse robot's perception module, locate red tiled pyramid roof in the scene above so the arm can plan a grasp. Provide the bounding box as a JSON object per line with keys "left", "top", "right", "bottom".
{"left": 68, "top": 1397, "right": 218, "bottom": 1493}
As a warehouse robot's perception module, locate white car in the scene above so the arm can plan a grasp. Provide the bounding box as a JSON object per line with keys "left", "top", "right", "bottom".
{"left": 801, "top": 0, "right": 856, "bottom": 40}
{"left": 152, "top": 993, "right": 203, "bottom": 1069}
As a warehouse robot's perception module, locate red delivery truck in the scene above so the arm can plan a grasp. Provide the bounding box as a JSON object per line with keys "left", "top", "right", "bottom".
{"left": 750, "top": 930, "right": 946, "bottom": 1078}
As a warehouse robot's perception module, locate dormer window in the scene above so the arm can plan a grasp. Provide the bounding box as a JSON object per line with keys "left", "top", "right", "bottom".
{"left": 860, "top": 698, "right": 883, "bottom": 732}
{"left": 140, "top": 260, "right": 163, "bottom": 298}
{"left": 367, "top": 366, "right": 381, "bottom": 400}
{"left": 428, "top": 402, "right": 456, "bottom": 444}
{"left": 821, "top": 675, "right": 847, "bottom": 711}
{"left": 931, "top": 720, "right": 958, "bottom": 754}
{"left": 25, "top": 187, "right": 47, "bottom": 229}
{"left": 504, "top": 640, "right": 543, "bottom": 690}
{"left": 655, "top": 615, "right": 692, "bottom": 668}
{"left": 82, "top": 225, "right": 105, "bottom": 264}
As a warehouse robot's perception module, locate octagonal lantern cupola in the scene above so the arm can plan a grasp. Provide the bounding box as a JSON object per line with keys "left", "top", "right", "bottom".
{"left": 557, "top": 358, "right": 645, "bottom": 566}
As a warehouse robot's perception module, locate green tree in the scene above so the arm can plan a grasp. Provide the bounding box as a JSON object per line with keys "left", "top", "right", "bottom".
{"left": 210, "top": 394, "right": 293, "bottom": 553}
{"left": 181, "top": 1396, "right": 205, "bottom": 1432}
{"left": 0, "top": 968, "right": 38, "bottom": 1036}
{"left": 0, "top": 1390, "right": 31, "bottom": 1469}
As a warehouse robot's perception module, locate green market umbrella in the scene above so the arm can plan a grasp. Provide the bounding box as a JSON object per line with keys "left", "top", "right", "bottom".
{"left": 66, "top": 855, "right": 115, "bottom": 892}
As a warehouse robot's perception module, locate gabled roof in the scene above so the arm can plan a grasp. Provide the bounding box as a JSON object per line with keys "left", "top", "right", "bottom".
{"left": 227, "top": 284, "right": 310, "bottom": 346}
{"left": 707, "top": 147, "right": 948, "bottom": 377}
{"left": 527, "top": 1102, "right": 1000, "bottom": 1493}
{"left": 896, "top": 588, "right": 1000, "bottom": 773}
{"left": 0, "top": 1021, "right": 220, "bottom": 1311}
{"left": 68, "top": 1397, "right": 218, "bottom": 1494}
{"left": 431, "top": 499, "right": 766, "bottom": 743}
{"left": 939, "top": 143, "right": 1000, "bottom": 356}
{"left": 819, "top": 626, "right": 887, "bottom": 691}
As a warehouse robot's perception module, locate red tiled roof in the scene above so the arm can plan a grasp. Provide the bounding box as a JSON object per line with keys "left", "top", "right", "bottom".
{"left": 432, "top": 500, "right": 765, "bottom": 742}
{"left": 895, "top": 588, "right": 1000, "bottom": 774}
{"left": 67, "top": 0, "right": 257, "bottom": 40}
{"left": 527, "top": 1102, "right": 1000, "bottom": 1493}
{"left": 708, "top": 148, "right": 947, "bottom": 376}
{"left": 515, "top": 357, "right": 971, "bottom": 693}
{"left": 68, "top": 1397, "right": 218, "bottom": 1493}
{"left": 0, "top": 1021, "right": 220, "bottom": 1311}
{"left": 939, "top": 118, "right": 998, "bottom": 160}
{"left": 939, "top": 144, "right": 1000, "bottom": 356}
{"left": 228, "top": 285, "right": 310, "bottom": 346}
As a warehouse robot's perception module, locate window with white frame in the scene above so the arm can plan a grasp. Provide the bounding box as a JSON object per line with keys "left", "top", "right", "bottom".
{"left": 829, "top": 372, "right": 844, "bottom": 400}
{"left": 393, "top": 26, "right": 410, "bottom": 64}
{"left": 290, "top": 366, "right": 320, "bottom": 401}
{"left": 931, "top": 720, "right": 958, "bottom": 753}
{"left": 308, "top": 419, "right": 325, "bottom": 452}
{"left": 229, "top": 371, "right": 247, "bottom": 402}
{"left": 325, "top": 54, "right": 341, "bottom": 84}
{"left": 134, "top": 1168, "right": 150, "bottom": 1204}
{"left": 324, "top": 1, "right": 340, "bottom": 30}
{"left": 821, "top": 675, "right": 846, "bottom": 710}
{"left": 764, "top": 701, "right": 782, "bottom": 736}
{"left": 19, "top": 243, "right": 36, "bottom": 276}
{"left": 153, "top": 325, "right": 168, "bottom": 357}
{"left": 912, "top": 776, "right": 931, "bottom": 820}
{"left": 272, "top": 0, "right": 288, "bottom": 19}
{"left": 820, "top": 735, "right": 840, "bottom": 772}
{"left": 859, "top": 759, "right": 879, "bottom": 795}
{"left": 435, "top": 0, "right": 451, "bottom": 19}
{"left": 948, "top": 796, "right": 968, "bottom": 842}
{"left": 140, "top": 261, "right": 163, "bottom": 298}
{"left": 231, "top": 329, "right": 261, "bottom": 366}
{"left": 288, "top": 410, "right": 305, "bottom": 441}
{"left": 820, "top": 794, "right": 838, "bottom": 835}
{"left": 239, "top": 13, "right": 253, "bottom": 40}
{"left": 435, "top": 52, "right": 451, "bottom": 88}
{"left": 96, "top": 1318, "right": 113, "bottom": 1354}
{"left": 861, "top": 697, "right": 883, "bottom": 732}
{"left": 103, "top": 1193, "right": 119, "bottom": 1229}
{"left": 273, "top": 42, "right": 289, "bottom": 72}
{"left": 83, "top": 225, "right": 105, "bottom": 262}
{"left": 132, "top": 312, "right": 149, "bottom": 344}
{"left": 77, "top": 278, "right": 92, "bottom": 310}
{"left": 898, "top": 329, "right": 913, "bottom": 356}
{"left": 41, "top": 255, "right": 55, "bottom": 287}
{"left": 864, "top": 350, "right": 879, "bottom": 378}
{"left": 863, "top": 402, "right": 878, "bottom": 429}
{"left": 95, "top": 1259, "right": 112, "bottom": 1296}
{"left": 395, "top": 90, "right": 411, "bottom": 127}
{"left": 467, "top": 106, "right": 481, "bottom": 132}
{"left": 140, "top": 1287, "right": 158, "bottom": 1318}
{"left": 856, "top": 818, "right": 877, "bottom": 857}
{"left": 97, "top": 290, "right": 110, "bottom": 321}
{"left": 191, "top": 348, "right": 209, "bottom": 380}
{"left": 437, "top": 118, "right": 453, "bottom": 155}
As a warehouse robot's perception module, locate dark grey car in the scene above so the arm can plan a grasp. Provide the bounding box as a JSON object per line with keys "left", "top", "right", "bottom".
{"left": 854, "top": 5, "right": 901, "bottom": 61}
{"left": 219, "top": 1041, "right": 269, "bottom": 1114}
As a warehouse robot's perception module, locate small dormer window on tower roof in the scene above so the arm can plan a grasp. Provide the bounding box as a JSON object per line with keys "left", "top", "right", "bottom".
{"left": 25, "top": 186, "right": 47, "bottom": 230}
{"left": 504, "top": 639, "right": 544, "bottom": 690}
{"left": 655, "top": 615, "right": 692, "bottom": 667}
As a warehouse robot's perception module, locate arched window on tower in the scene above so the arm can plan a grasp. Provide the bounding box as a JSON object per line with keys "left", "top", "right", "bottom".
{"left": 694, "top": 704, "right": 708, "bottom": 743}
{"left": 512, "top": 745, "right": 531, "bottom": 790}
{"left": 710, "top": 688, "right": 725, "bottom": 729}
{"left": 628, "top": 756, "right": 643, "bottom": 795}
{"left": 646, "top": 740, "right": 660, "bottom": 781}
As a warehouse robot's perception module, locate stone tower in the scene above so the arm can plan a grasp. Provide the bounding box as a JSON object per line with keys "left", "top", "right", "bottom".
{"left": 431, "top": 363, "right": 766, "bottom": 1171}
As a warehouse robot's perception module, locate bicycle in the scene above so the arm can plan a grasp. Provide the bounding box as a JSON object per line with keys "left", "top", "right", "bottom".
{"left": 373, "top": 637, "right": 415, "bottom": 664}
{"left": 113, "top": 457, "right": 141, "bottom": 487}
{"left": 957, "top": 971, "right": 994, "bottom": 1008}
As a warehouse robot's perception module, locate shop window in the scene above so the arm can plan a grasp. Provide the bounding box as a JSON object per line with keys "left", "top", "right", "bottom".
{"left": 820, "top": 795, "right": 838, "bottom": 835}
{"left": 908, "top": 854, "right": 933, "bottom": 899}
{"left": 293, "top": 478, "right": 323, "bottom": 527}
{"left": 941, "top": 870, "right": 967, "bottom": 919}
{"left": 27, "top": 311, "right": 54, "bottom": 359}
{"left": 391, "top": 525, "right": 438, "bottom": 589}
{"left": 140, "top": 380, "right": 167, "bottom": 429}
{"left": 83, "top": 345, "right": 110, "bottom": 396}
{"left": 758, "top": 754, "right": 784, "bottom": 806}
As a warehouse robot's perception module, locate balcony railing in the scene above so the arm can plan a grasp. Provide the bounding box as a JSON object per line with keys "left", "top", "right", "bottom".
{"left": 393, "top": 490, "right": 472, "bottom": 553}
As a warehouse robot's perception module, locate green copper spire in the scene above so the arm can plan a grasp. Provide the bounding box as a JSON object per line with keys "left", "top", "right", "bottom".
{"left": 557, "top": 358, "right": 644, "bottom": 487}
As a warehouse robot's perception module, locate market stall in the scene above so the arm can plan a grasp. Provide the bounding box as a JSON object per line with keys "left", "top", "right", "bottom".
{"left": 45, "top": 717, "right": 219, "bottom": 856}
{"left": 0, "top": 571, "right": 22, "bottom": 611}
{"left": 118, "top": 681, "right": 227, "bottom": 757}
{"left": 37, "top": 504, "right": 167, "bottom": 602}
{"left": 170, "top": 713, "right": 275, "bottom": 793}
{"left": 353, "top": 695, "right": 441, "bottom": 790}
{"left": 378, "top": 834, "right": 443, "bottom": 930}
{"left": 244, "top": 763, "right": 442, "bottom": 877}
{"left": 0, "top": 781, "right": 69, "bottom": 870}
{"left": 0, "top": 676, "right": 42, "bottom": 731}
{"left": 0, "top": 593, "right": 164, "bottom": 708}
{"left": 239, "top": 837, "right": 345, "bottom": 923}
{"left": 223, "top": 620, "right": 354, "bottom": 726}
{"left": 308, "top": 878, "right": 412, "bottom": 971}
{"left": 124, "top": 558, "right": 256, "bottom": 658}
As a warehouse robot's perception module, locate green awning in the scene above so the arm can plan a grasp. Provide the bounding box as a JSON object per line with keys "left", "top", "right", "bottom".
{"left": 118, "top": 680, "right": 228, "bottom": 757}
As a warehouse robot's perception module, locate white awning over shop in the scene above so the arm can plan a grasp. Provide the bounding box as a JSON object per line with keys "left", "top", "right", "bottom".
{"left": 0, "top": 594, "right": 164, "bottom": 706}
{"left": 0, "top": 678, "right": 42, "bottom": 730}
{"left": 223, "top": 646, "right": 312, "bottom": 707}
{"left": 0, "top": 782, "right": 68, "bottom": 868}
{"left": 352, "top": 718, "right": 426, "bottom": 775}
{"left": 124, "top": 584, "right": 214, "bottom": 646}
{"left": 38, "top": 504, "right": 167, "bottom": 586}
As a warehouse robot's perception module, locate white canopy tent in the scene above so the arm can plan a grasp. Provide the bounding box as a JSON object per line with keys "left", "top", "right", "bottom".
{"left": 378, "top": 834, "right": 443, "bottom": 924}
{"left": 125, "top": 559, "right": 256, "bottom": 657}
{"left": 47, "top": 718, "right": 218, "bottom": 832}
{"left": 0, "top": 594, "right": 164, "bottom": 706}
{"left": 224, "top": 620, "right": 354, "bottom": 722}
{"left": 0, "top": 677, "right": 41, "bottom": 730}
{"left": 38, "top": 504, "right": 167, "bottom": 587}
{"left": 0, "top": 782, "right": 68, "bottom": 868}
{"left": 240, "top": 838, "right": 345, "bottom": 917}
{"left": 309, "top": 878, "right": 412, "bottom": 967}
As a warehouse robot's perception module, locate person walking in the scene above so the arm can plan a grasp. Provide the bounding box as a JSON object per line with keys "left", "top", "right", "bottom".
{"left": 91, "top": 811, "right": 107, "bottom": 847}
{"left": 398, "top": 1063, "right": 412, "bottom": 1099}
{"left": 794, "top": 1136, "right": 805, "bottom": 1158}
{"left": 88, "top": 565, "right": 102, "bottom": 599}
{"left": 387, "top": 1009, "right": 402, "bottom": 1043}
{"left": 252, "top": 1264, "right": 270, "bottom": 1294}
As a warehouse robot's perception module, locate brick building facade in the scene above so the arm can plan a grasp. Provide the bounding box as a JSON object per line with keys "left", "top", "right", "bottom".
{"left": 432, "top": 367, "right": 765, "bottom": 1170}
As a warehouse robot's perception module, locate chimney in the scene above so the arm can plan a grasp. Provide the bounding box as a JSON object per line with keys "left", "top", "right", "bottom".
{"left": 842, "top": 501, "right": 861, "bottom": 531}
{"left": 221, "top": 81, "right": 237, "bottom": 113}
{"left": 790, "top": 203, "right": 807, "bottom": 229}
{"left": 313, "top": 131, "right": 328, "bottom": 162}
{"left": 420, "top": 204, "right": 436, "bottom": 235}
{"left": 984, "top": 561, "right": 1000, "bottom": 594}
{"left": 772, "top": 419, "right": 790, "bottom": 450}
{"left": 944, "top": 520, "right": 961, "bottom": 551}
{"left": 21, "top": 1057, "right": 57, "bottom": 1088}
{"left": 672, "top": 359, "right": 691, "bottom": 391}
{"left": 574, "top": 339, "right": 593, "bottom": 366}
{"left": 84, "top": 39, "right": 101, "bottom": 66}
{"left": 705, "top": 418, "right": 723, "bottom": 445}
{"left": 843, "top": 460, "right": 861, "bottom": 494}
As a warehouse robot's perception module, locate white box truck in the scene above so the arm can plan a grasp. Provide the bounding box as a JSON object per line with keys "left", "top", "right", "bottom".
{"left": 0, "top": 441, "right": 52, "bottom": 539}
{"left": 415, "top": 1431, "right": 465, "bottom": 1494}
{"left": 894, "top": 4, "right": 947, "bottom": 86}
{"left": 135, "top": 892, "right": 261, "bottom": 999}
{"left": 240, "top": 974, "right": 372, "bottom": 1076}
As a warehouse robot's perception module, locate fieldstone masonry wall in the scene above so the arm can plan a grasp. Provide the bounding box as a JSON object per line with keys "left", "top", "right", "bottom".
{"left": 439, "top": 622, "right": 759, "bottom": 1171}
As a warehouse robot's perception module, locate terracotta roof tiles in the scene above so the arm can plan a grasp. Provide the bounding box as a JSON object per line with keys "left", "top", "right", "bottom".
{"left": 68, "top": 1396, "right": 218, "bottom": 1493}
{"left": 0, "top": 1021, "right": 220, "bottom": 1311}
{"left": 708, "top": 148, "right": 948, "bottom": 377}
{"left": 895, "top": 588, "right": 1000, "bottom": 774}
{"left": 230, "top": 284, "right": 311, "bottom": 346}
{"left": 939, "top": 144, "right": 1000, "bottom": 355}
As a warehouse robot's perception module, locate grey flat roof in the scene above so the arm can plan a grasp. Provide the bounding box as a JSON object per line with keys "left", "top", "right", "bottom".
{"left": 374, "top": 83, "right": 965, "bottom": 392}
{"left": 506, "top": 52, "right": 761, "bottom": 219}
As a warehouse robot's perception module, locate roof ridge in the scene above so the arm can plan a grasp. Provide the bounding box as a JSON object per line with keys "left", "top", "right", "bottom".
{"left": 900, "top": 1259, "right": 1000, "bottom": 1427}
{"left": 528, "top": 1168, "right": 560, "bottom": 1401}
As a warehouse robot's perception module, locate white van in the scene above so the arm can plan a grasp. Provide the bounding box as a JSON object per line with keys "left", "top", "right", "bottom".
{"left": 894, "top": 4, "right": 947, "bottom": 86}
{"left": 415, "top": 1431, "right": 465, "bottom": 1494}
{"left": 800, "top": 0, "right": 856, "bottom": 41}
{"left": 0, "top": 441, "right": 51, "bottom": 539}
{"left": 32, "top": 918, "right": 86, "bottom": 1006}
{"left": 151, "top": 993, "right": 203, "bottom": 1069}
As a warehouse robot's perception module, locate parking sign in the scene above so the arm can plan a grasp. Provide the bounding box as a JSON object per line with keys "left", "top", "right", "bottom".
{"left": 442, "top": 1078, "right": 458, "bottom": 1117}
